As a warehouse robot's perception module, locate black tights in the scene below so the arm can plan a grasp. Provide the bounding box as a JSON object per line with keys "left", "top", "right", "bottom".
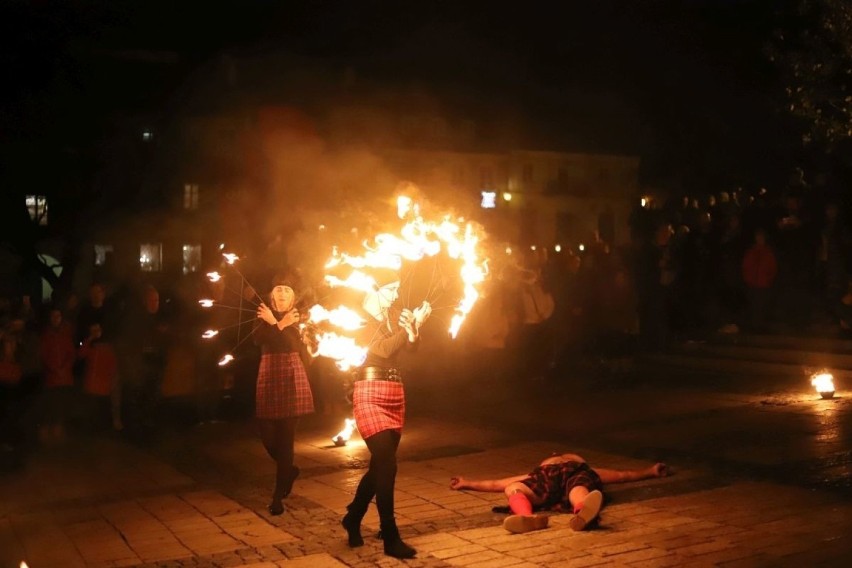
{"left": 351, "top": 429, "right": 401, "bottom": 521}
{"left": 257, "top": 417, "right": 297, "bottom": 499}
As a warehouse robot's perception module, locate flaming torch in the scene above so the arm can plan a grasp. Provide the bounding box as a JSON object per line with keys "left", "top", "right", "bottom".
{"left": 332, "top": 418, "right": 358, "bottom": 446}
{"left": 811, "top": 371, "right": 836, "bottom": 399}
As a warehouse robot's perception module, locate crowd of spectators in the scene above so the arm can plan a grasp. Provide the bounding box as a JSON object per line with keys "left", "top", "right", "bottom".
{"left": 0, "top": 277, "right": 251, "bottom": 470}
{"left": 459, "top": 183, "right": 852, "bottom": 383}
{"left": 3, "top": 181, "right": 852, "bottom": 466}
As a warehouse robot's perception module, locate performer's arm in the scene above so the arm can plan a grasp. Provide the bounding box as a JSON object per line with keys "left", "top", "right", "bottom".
{"left": 257, "top": 304, "right": 299, "bottom": 334}
{"left": 368, "top": 328, "right": 410, "bottom": 358}
{"left": 449, "top": 474, "right": 529, "bottom": 492}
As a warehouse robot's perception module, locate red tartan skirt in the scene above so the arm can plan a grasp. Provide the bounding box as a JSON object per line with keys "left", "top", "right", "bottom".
{"left": 353, "top": 380, "right": 405, "bottom": 439}
{"left": 256, "top": 352, "right": 314, "bottom": 419}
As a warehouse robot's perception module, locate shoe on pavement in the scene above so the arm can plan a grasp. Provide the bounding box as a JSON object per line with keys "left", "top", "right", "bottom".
{"left": 503, "top": 514, "right": 549, "bottom": 534}
{"left": 570, "top": 490, "right": 603, "bottom": 531}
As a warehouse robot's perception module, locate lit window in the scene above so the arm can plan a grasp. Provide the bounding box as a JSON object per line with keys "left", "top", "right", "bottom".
{"left": 183, "top": 183, "right": 199, "bottom": 209}
{"left": 25, "top": 195, "right": 48, "bottom": 225}
{"left": 139, "top": 243, "right": 162, "bottom": 272}
{"left": 480, "top": 191, "right": 497, "bottom": 209}
{"left": 94, "top": 244, "right": 114, "bottom": 266}
{"left": 182, "top": 244, "right": 202, "bottom": 275}
{"left": 142, "top": 129, "right": 153, "bottom": 141}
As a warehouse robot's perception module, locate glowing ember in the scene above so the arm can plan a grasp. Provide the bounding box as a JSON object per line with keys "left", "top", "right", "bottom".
{"left": 811, "top": 372, "right": 836, "bottom": 398}
{"left": 207, "top": 271, "right": 222, "bottom": 282}
{"left": 332, "top": 418, "right": 358, "bottom": 446}
{"left": 198, "top": 299, "right": 214, "bottom": 308}
{"left": 222, "top": 252, "right": 240, "bottom": 264}
{"left": 201, "top": 330, "right": 219, "bottom": 339}
{"left": 218, "top": 354, "right": 234, "bottom": 366}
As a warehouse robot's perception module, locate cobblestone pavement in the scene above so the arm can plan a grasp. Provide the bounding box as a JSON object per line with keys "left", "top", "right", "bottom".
{"left": 2, "top": 376, "right": 852, "bottom": 568}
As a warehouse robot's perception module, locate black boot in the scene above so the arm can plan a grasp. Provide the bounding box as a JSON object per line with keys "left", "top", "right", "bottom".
{"left": 341, "top": 503, "right": 366, "bottom": 547}
{"left": 380, "top": 518, "right": 416, "bottom": 559}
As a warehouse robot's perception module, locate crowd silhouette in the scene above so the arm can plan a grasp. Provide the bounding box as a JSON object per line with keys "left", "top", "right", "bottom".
{"left": 3, "top": 182, "right": 852, "bottom": 470}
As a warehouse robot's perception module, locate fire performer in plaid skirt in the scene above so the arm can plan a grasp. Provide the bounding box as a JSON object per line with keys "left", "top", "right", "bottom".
{"left": 450, "top": 453, "right": 669, "bottom": 533}
{"left": 341, "top": 268, "right": 431, "bottom": 559}
{"left": 255, "top": 282, "right": 314, "bottom": 516}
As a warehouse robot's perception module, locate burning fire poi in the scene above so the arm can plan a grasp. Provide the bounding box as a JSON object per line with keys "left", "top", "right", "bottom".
{"left": 196, "top": 196, "right": 489, "bottom": 375}
{"left": 303, "top": 195, "right": 488, "bottom": 370}
{"left": 332, "top": 418, "right": 358, "bottom": 446}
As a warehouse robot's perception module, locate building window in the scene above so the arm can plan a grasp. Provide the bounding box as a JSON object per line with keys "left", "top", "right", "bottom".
{"left": 183, "top": 183, "right": 199, "bottom": 209}
{"left": 94, "top": 244, "right": 114, "bottom": 267}
{"left": 139, "top": 243, "right": 162, "bottom": 272}
{"left": 522, "top": 164, "right": 533, "bottom": 183}
{"left": 480, "top": 191, "right": 497, "bottom": 209}
{"left": 182, "top": 244, "right": 202, "bottom": 275}
{"left": 25, "top": 195, "right": 48, "bottom": 225}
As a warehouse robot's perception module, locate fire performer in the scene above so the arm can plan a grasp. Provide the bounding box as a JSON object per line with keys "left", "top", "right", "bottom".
{"left": 341, "top": 268, "right": 431, "bottom": 559}
{"left": 255, "top": 281, "right": 314, "bottom": 516}
{"left": 450, "top": 453, "right": 669, "bottom": 534}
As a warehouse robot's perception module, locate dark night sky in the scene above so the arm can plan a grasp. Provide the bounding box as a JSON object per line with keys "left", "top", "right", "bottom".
{"left": 1, "top": 0, "right": 798, "bottom": 193}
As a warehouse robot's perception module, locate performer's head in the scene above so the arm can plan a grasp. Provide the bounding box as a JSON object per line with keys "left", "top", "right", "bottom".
{"left": 362, "top": 268, "right": 400, "bottom": 321}
{"left": 270, "top": 283, "right": 295, "bottom": 313}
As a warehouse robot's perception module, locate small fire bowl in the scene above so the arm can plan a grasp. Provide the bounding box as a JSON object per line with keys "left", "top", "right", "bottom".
{"left": 819, "top": 390, "right": 836, "bottom": 400}
{"left": 332, "top": 436, "right": 347, "bottom": 447}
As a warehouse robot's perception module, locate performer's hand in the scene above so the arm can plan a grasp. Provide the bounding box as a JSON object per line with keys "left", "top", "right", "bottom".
{"left": 281, "top": 308, "right": 300, "bottom": 327}
{"left": 449, "top": 476, "right": 466, "bottom": 490}
{"left": 257, "top": 303, "right": 277, "bottom": 325}
{"left": 399, "top": 309, "right": 418, "bottom": 341}
{"left": 413, "top": 301, "right": 431, "bottom": 330}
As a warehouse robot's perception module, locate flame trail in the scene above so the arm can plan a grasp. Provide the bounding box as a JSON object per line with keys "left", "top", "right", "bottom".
{"left": 304, "top": 194, "right": 489, "bottom": 369}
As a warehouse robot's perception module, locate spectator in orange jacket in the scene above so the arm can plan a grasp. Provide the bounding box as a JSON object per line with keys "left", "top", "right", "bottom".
{"left": 742, "top": 229, "right": 778, "bottom": 332}
{"left": 38, "top": 308, "right": 76, "bottom": 443}
{"left": 80, "top": 322, "right": 121, "bottom": 431}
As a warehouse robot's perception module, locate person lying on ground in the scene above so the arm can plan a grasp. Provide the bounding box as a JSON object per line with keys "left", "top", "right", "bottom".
{"left": 450, "top": 452, "right": 669, "bottom": 534}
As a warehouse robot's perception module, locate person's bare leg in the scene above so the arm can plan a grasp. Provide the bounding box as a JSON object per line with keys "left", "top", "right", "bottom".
{"left": 594, "top": 462, "right": 669, "bottom": 484}
{"left": 502, "top": 481, "right": 549, "bottom": 534}
{"left": 567, "top": 486, "right": 603, "bottom": 531}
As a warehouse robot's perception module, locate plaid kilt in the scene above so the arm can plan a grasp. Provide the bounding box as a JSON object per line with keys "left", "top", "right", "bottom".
{"left": 353, "top": 380, "right": 405, "bottom": 439}
{"left": 256, "top": 353, "right": 314, "bottom": 419}
{"left": 521, "top": 461, "right": 603, "bottom": 509}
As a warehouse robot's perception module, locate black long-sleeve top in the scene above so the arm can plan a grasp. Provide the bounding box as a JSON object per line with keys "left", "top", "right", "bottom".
{"left": 254, "top": 312, "right": 302, "bottom": 355}
{"left": 358, "top": 308, "right": 418, "bottom": 369}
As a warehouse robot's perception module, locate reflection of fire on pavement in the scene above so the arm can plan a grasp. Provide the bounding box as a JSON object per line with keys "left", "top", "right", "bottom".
{"left": 333, "top": 418, "right": 358, "bottom": 446}
{"left": 811, "top": 371, "right": 836, "bottom": 399}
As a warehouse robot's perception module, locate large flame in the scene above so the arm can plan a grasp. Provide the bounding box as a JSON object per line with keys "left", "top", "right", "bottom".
{"left": 332, "top": 418, "right": 358, "bottom": 446}
{"left": 308, "top": 305, "right": 366, "bottom": 330}
{"left": 196, "top": 194, "right": 488, "bottom": 374}
{"left": 811, "top": 371, "right": 835, "bottom": 394}
{"left": 304, "top": 195, "right": 488, "bottom": 369}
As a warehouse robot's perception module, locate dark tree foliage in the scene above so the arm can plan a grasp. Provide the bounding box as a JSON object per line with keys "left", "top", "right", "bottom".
{"left": 769, "top": 0, "right": 852, "bottom": 149}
